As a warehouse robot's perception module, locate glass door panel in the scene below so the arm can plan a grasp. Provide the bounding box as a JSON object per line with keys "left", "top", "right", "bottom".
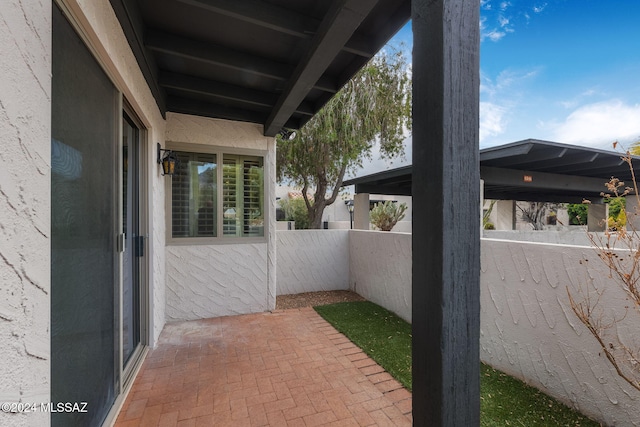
{"left": 122, "top": 114, "right": 141, "bottom": 367}
{"left": 51, "top": 6, "right": 117, "bottom": 426}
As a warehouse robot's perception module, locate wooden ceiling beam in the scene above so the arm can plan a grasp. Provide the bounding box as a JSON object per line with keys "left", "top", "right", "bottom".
{"left": 264, "top": 0, "right": 380, "bottom": 136}
{"left": 177, "top": 0, "right": 375, "bottom": 57}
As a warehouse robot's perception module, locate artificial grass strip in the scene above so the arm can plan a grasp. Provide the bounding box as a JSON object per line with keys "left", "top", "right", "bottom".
{"left": 480, "top": 364, "right": 599, "bottom": 427}
{"left": 314, "top": 301, "right": 412, "bottom": 390}
{"left": 315, "top": 300, "right": 599, "bottom": 427}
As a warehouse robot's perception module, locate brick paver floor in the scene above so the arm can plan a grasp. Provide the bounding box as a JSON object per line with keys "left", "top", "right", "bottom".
{"left": 114, "top": 307, "right": 412, "bottom": 426}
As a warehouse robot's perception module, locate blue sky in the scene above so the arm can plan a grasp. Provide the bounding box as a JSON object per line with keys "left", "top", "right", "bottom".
{"left": 353, "top": 1, "right": 640, "bottom": 177}
{"left": 477, "top": 0, "right": 640, "bottom": 149}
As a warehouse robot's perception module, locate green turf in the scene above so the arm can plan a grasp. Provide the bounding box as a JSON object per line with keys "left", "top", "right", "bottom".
{"left": 314, "top": 301, "right": 599, "bottom": 427}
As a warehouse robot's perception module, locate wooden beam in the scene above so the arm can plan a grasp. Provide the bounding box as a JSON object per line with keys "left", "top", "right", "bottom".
{"left": 412, "top": 0, "right": 481, "bottom": 425}
{"left": 264, "top": 0, "right": 380, "bottom": 136}
{"left": 167, "top": 96, "right": 300, "bottom": 129}
{"left": 145, "top": 30, "right": 338, "bottom": 94}
{"left": 159, "top": 71, "right": 314, "bottom": 116}
{"left": 109, "top": 0, "right": 166, "bottom": 116}
{"left": 176, "top": 0, "right": 375, "bottom": 57}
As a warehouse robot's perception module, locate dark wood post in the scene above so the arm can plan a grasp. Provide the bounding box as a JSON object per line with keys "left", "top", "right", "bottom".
{"left": 411, "top": 0, "right": 481, "bottom": 425}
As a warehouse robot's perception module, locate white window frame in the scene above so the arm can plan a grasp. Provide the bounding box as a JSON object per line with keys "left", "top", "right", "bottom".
{"left": 165, "top": 142, "right": 269, "bottom": 245}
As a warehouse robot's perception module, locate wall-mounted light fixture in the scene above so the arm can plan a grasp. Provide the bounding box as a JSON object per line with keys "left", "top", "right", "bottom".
{"left": 278, "top": 129, "right": 297, "bottom": 141}
{"left": 157, "top": 143, "right": 178, "bottom": 176}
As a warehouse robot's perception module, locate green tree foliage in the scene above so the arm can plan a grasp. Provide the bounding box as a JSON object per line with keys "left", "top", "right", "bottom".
{"left": 276, "top": 48, "right": 411, "bottom": 228}
{"left": 370, "top": 201, "right": 407, "bottom": 231}
{"left": 278, "top": 198, "right": 310, "bottom": 229}
{"left": 567, "top": 203, "right": 588, "bottom": 225}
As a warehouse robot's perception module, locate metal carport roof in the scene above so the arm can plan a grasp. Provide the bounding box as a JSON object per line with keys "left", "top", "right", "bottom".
{"left": 343, "top": 139, "right": 640, "bottom": 203}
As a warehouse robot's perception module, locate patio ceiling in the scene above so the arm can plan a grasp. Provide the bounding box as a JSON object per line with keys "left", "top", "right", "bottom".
{"left": 343, "top": 139, "right": 640, "bottom": 203}
{"left": 109, "top": 0, "right": 411, "bottom": 136}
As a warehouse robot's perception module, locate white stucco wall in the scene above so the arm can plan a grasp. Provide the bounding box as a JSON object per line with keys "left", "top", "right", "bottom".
{"left": 0, "top": 2, "right": 51, "bottom": 426}
{"left": 165, "top": 114, "right": 276, "bottom": 320}
{"left": 276, "top": 230, "right": 350, "bottom": 295}
{"left": 484, "top": 229, "right": 592, "bottom": 246}
{"left": 165, "top": 244, "right": 269, "bottom": 320}
{"left": 64, "top": 0, "right": 168, "bottom": 346}
{"left": 481, "top": 239, "right": 640, "bottom": 426}
{"left": 349, "top": 231, "right": 412, "bottom": 322}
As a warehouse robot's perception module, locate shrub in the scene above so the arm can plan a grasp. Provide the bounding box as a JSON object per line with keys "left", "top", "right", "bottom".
{"left": 370, "top": 200, "right": 407, "bottom": 231}
{"left": 278, "top": 198, "right": 311, "bottom": 229}
{"left": 567, "top": 203, "right": 588, "bottom": 225}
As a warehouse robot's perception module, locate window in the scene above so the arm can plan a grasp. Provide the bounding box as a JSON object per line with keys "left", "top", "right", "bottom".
{"left": 170, "top": 150, "right": 265, "bottom": 240}
{"left": 223, "top": 155, "right": 264, "bottom": 237}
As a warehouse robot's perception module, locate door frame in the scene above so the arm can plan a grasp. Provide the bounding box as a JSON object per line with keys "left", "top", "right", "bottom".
{"left": 119, "top": 103, "right": 149, "bottom": 390}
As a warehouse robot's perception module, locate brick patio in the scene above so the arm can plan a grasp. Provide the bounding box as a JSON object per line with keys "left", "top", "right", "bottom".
{"left": 114, "top": 307, "right": 412, "bottom": 426}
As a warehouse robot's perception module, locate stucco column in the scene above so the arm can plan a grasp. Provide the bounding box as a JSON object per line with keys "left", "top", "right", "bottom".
{"left": 495, "top": 200, "right": 516, "bottom": 230}
{"left": 587, "top": 203, "right": 607, "bottom": 232}
{"left": 480, "top": 179, "right": 484, "bottom": 235}
{"left": 353, "top": 193, "right": 370, "bottom": 230}
{"left": 625, "top": 196, "right": 640, "bottom": 231}
{"left": 1, "top": 2, "right": 51, "bottom": 426}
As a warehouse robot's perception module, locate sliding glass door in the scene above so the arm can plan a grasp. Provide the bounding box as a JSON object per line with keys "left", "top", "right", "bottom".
{"left": 52, "top": 5, "right": 118, "bottom": 426}
{"left": 122, "top": 112, "right": 144, "bottom": 379}
{"left": 52, "top": 5, "right": 147, "bottom": 426}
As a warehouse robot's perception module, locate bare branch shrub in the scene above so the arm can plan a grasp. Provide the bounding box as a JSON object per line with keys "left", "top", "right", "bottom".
{"left": 567, "top": 146, "right": 640, "bottom": 391}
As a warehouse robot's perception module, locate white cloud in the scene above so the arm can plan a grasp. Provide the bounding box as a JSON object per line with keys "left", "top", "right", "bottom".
{"left": 550, "top": 100, "right": 640, "bottom": 147}
{"left": 480, "top": 102, "right": 507, "bottom": 143}
{"left": 484, "top": 29, "right": 506, "bottom": 42}
{"left": 533, "top": 3, "right": 547, "bottom": 13}
{"left": 499, "top": 1, "right": 511, "bottom": 11}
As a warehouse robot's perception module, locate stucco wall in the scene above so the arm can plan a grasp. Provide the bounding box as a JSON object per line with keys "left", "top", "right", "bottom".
{"left": 165, "top": 244, "right": 269, "bottom": 320}
{"left": 276, "top": 230, "right": 350, "bottom": 295}
{"left": 484, "top": 229, "right": 592, "bottom": 245}
{"left": 481, "top": 239, "right": 640, "bottom": 426}
{"left": 165, "top": 114, "right": 276, "bottom": 320}
{"left": 0, "top": 1, "right": 51, "bottom": 426}
{"left": 349, "top": 231, "right": 412, "bottom": 322}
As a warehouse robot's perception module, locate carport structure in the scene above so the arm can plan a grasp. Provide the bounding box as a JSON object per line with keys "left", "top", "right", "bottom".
{"left": 344, "top": 139, "right": 640, "bottom": 230}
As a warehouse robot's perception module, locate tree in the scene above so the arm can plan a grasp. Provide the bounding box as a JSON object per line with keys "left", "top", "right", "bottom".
{"left": 516, "top": 202, "right": 562, "bottom": 230}
{"left": 276, "top": 48, "right": 411, "bottom": 229}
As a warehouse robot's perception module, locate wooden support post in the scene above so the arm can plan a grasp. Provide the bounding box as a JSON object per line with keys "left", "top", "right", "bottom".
{"left": 412, "top": 0, "right": 481, "bottom": 425}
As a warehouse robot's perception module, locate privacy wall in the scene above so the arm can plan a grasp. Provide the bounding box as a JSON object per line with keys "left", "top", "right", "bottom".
{"left": 276, "top": 230, "right": 349, "bottom": 295}
{"left": 349, "top": 230, "right": 412, "bottom": 322}
{"left": 481, "top": 239, "right": 640, "bottom": 426}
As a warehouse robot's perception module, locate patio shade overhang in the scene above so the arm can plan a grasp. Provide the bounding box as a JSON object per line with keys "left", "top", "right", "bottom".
{"left": 343, "top": 139, "right": 640, "bottom": 203}
{"left": 109, "top": 0, "right": 411, "bottom": 136}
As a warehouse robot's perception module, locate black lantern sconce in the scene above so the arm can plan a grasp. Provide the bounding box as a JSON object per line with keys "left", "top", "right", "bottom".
{"left": 157, "top": 143, "right": 178, "bottom": 176}
{"left": 345, "top": 200, "right": 354, "bottom": 229}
